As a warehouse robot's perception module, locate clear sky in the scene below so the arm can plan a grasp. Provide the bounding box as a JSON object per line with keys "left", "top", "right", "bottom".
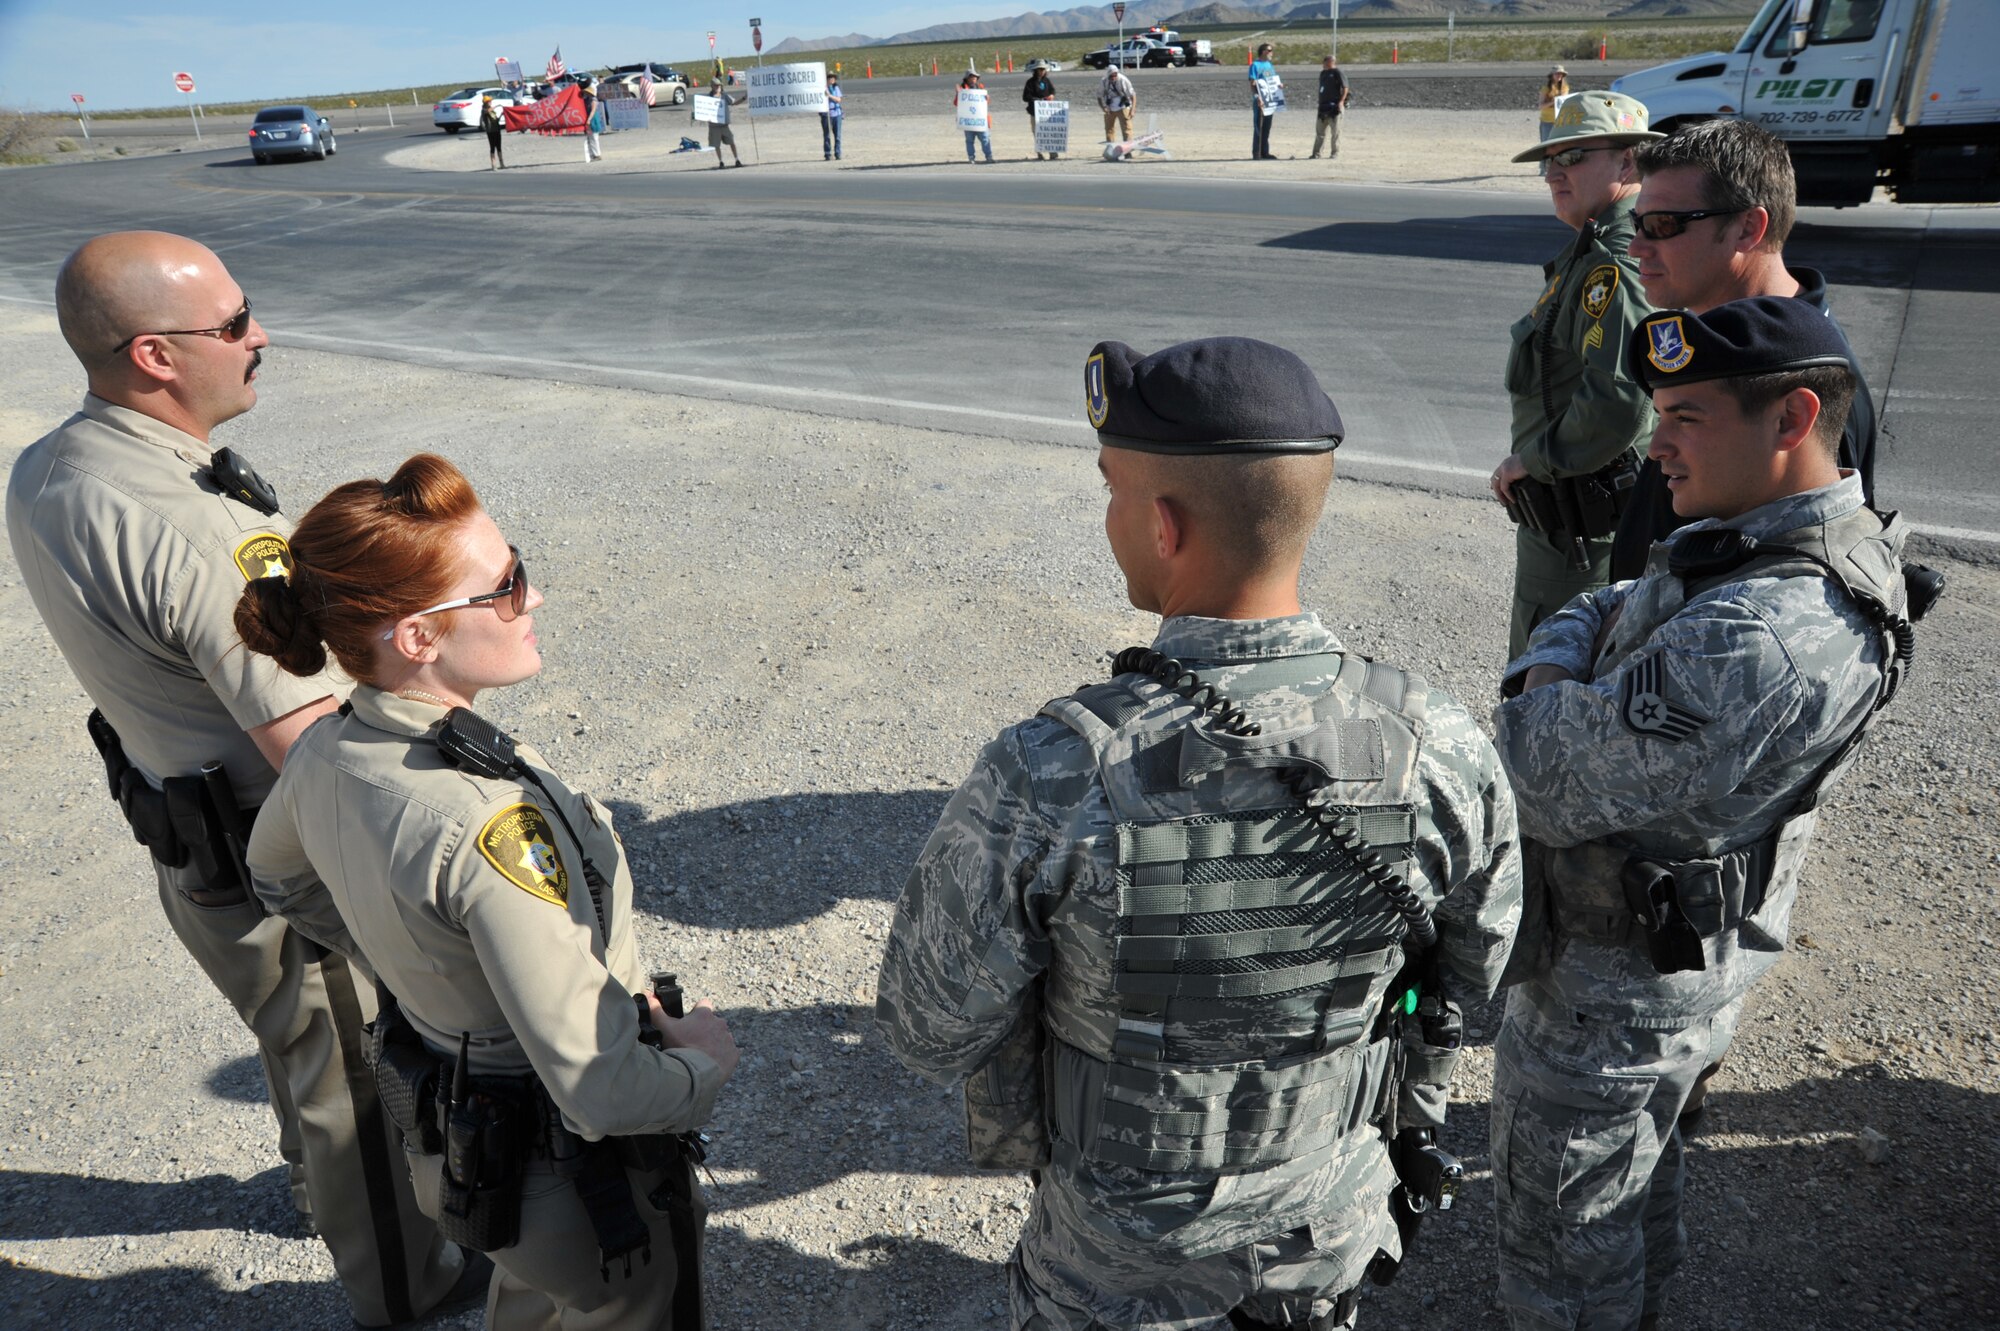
{"left": 0, "top": 2, "right": 1003, "bottom": 111}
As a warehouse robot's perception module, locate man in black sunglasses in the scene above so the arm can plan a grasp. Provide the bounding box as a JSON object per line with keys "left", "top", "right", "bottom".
{"left": 1611, "top": 118, "right": 1877, "bottom": 583}
{"left": 1492, "top": 91, "right": 1664, "bottom": 662}
{"left": 7, "top": 232, "right": 486, "bottom": 1329}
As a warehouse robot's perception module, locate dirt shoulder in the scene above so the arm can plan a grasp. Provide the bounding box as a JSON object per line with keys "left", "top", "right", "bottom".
{"left": 2, "top": 311, "right": 1995, "bottom": 1331}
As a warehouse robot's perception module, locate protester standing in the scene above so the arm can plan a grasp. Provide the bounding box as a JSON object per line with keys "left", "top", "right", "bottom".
{"left": 1249, "top": 43, "right": 1280, "bottom": 159}
{"left": 480, "top": 93, "right": 505, "bottom": 170}
{"left": 1097, "top": 64, "right": 1135, "bottom": 145}
{"left": 1311, "top": 54, "right": 1348, "bottom": 160}
{"left": 1023, "top": 60, "right": 1058, "bottom": 160}
{"left": 821, "top": 71, "right": 843, "bottom": 160}
{"left": 705, "top": 78, "right": 745, "bottom": 168}
{"left": 956, "top": 72, "right": 994, "bottom": 164}
{"left": 579, "top": 76, "right": 602, "bottom": 163}
{"left": 1536, "top": 66, "right": 1569, "bottom": 176}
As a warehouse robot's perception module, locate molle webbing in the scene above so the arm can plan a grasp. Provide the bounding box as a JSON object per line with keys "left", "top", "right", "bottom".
{"left": 1076, "top": 1031, "right": 1395, "bottom": 1173}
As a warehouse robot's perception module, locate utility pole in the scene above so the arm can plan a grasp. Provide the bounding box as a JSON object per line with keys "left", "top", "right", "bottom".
{"left": 1329, "top": 1, "right": 1340, "bottom": 61}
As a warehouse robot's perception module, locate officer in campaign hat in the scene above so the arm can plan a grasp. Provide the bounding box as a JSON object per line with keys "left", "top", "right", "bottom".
{"left": 6, "top": 231, "right": 482, "bottom": 1328}
{"left": 1490, "top": 296, "right": 1923, "bottom": 1331}
{"left": 1492, "top": 91, "right": 1665, "bottom": 661}
{"left": 877, "top": 337, "right": 1522, "bottom": 1330}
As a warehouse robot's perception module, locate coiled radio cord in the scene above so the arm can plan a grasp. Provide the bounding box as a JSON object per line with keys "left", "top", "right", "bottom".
{"left": 1110, "top": 647, "right": 1438, "bottom": 949}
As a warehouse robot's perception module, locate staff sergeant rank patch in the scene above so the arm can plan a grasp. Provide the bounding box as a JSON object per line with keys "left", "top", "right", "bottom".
{"left": 1620, "top": 654, "right": 1709, "bottom": 742}
{"left": 1580, "top": 264, "right": 1618, "bottom": 321}
{"left": 232, "top": 532, "right": 294, "bottom": 582}
{"left": 478, "top": 803, "right": 570, "bottom": 906}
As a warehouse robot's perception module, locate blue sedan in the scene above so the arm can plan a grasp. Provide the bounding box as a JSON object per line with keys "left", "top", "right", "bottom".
{"left": 248, "top": 105, "right": 336, "bottom": 163}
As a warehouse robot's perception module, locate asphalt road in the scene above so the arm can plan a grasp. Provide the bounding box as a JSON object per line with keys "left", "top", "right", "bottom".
{"left": 3, "top": 115, "right": 1995, "bottom": 547}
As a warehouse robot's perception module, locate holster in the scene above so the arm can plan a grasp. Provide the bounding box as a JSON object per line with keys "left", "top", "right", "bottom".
{"left": 1504, "top": 457, "right": 1639, "bottom": 569}
{"left": 1620, "top": 859, "right": 1709, "bottom": 975}
{"left": 439, "top": 1081, "right": 529, "bottom": 1252}
{"left": 366, "top": 1000, "right": 445, "bottom": 1155}
{"left": 89, "top": 709, "right": 188, "bottom": 868}
{"left": 88, "top": 710, "right": 258, "bottom": 896}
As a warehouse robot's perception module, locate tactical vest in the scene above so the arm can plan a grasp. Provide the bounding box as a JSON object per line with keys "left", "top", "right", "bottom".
{"left": 1038, "top": 652, "right": 1437, "bottom": 1175}
{"left": 1545, "top": 504, "right": 1912, "bottom": 962}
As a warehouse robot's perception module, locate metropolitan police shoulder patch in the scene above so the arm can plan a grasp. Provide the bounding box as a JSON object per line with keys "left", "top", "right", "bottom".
{"left": 232, "top": 532, "right": 294, "bottom": 582}
{"left": 1620, "top": 654, "right": 1709, "bottom": 743}
{"left": 1580, "top": 264, "right": 1618, "bottom": 321}
{"left": 1085, "top": 351, "right": 1109, "bottom": 429}
{"left": 477, "top": 803, "right": 570, "bottom": 906}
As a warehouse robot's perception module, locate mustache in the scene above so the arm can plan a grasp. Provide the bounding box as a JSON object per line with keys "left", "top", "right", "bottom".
{"left": 246, "top": 349, "right": 263, "bottom": 381}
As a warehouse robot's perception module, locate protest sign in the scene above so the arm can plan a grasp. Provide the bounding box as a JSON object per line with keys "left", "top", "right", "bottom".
{"left": 693, "top": 94, "right": 726, "bottom": 125}
{"left": 604, "top": 98, "right": 648, "bottom": 131}
{"left": 494, "top": 57, "right": 523, "bottom": 84}
{"left": 745, "top": 62, "right": 826, "bottom": 116}
{"left": 1256, "top": 76, "right": 1285, "bottom": 116}
{"left": 1034, "top": 101, "right": 1070, "bottom": 155}
{"left": 955, "top": 88, "right": 989, "bottom": 131}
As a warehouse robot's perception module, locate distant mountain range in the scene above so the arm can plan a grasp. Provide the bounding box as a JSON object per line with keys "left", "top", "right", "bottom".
{"left": 764, "top": 1, "right": 1754, "bottom": 54}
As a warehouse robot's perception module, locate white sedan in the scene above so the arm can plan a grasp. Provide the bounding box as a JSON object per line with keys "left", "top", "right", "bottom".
{"left": 432, "top": 86, "right": 523, "bottom": 133}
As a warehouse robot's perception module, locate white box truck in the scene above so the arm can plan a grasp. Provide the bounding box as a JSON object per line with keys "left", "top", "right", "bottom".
{"left": 1612, "top": 0, "right": 1999, "bottom": 206}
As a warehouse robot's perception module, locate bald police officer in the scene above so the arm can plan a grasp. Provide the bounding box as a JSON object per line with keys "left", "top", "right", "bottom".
{"left": 1493, "top": 91, "right": 1662, "bottom": 659}
{"left": 1490, "top": 298, "right": 1920, "bottom": 1331}
{"left": 876, "top": 337, "right": 1522, "bottom": 1330}
{"left": 6, "top": 231, "right": 480, "bottom": 1328}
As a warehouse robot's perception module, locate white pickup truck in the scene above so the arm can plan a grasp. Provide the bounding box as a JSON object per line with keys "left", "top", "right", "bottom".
{"left": 1613, "top": 0, "right": 1999, "bottom": 206}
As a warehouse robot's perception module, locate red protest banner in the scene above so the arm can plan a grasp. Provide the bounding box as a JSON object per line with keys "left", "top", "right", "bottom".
{"left": 504, "top": 83, "right": 586, "bottom": 135}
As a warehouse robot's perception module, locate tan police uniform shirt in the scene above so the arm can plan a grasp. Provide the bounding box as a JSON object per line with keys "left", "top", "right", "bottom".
{"left": 6, "top": 395, "right": 333, "bottom": 806}
{"left": 248, "top": 687, "right": 723, "bottom": 1141}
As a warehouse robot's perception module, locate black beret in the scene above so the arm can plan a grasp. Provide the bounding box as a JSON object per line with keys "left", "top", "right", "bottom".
{"left": 1629, "top": 296, "right": 1855, "bottom": 394}
{"left": 1085, "top": 337, "right": 1343, "bottom": 454}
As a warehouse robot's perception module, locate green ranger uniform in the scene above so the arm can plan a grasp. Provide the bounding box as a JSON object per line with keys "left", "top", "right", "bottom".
{"left": 5, "top": 396, "right": 469, "bottom": 1327}
{"left": 1504, "top": 192, "right": 1656, "bottom": 658}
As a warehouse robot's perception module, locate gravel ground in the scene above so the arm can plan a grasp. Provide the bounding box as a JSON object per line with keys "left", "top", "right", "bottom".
{"left": 3, "top": 189, "right": 1997, "bottom": 1331}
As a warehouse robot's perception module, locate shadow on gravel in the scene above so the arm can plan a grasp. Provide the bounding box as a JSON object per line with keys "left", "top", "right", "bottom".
{"left": 1260, "top": 213, "right": 1562, "bottom": 267}
{"left": 706, "top": 1226, "right": 1002, "bottom": 1330}
{"left": 204, "top": 1052, "right": 272, "bottom": 1104}
{"left": 0, "top": 1165, "right": 300, "bottom": 1240}
{"left": 608, "top": 789, "right": 952, "bottom": 931}
{"left": 0, "top": 1259, "right": 348, "bottom": 1330}
{"left": 1417, "top": 1066, "right": 2000, "bottom": 1329}
{"left": 699, "top": 995, "right": 985, "bottom": 1207}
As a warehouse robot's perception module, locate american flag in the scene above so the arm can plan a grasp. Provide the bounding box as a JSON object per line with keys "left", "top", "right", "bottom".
{"left": 639, "top": 72, "right": 656, "bottom": 106}
{"left": 546, "top": 46, "right": 566, "bottom": 82}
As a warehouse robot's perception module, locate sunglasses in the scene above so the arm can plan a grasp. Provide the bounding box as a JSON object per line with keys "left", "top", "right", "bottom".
{"left": 1632, "top": 206, "right": 1746, "bottom": 240}
{"left": 109, "top": 300, "right": 254, "bottom": 356}
{"left": 383, "top": 547, "right": 529, "bottom": 639}
{"left": 1542, "top": 145, "right": 1623, "bottom": 169}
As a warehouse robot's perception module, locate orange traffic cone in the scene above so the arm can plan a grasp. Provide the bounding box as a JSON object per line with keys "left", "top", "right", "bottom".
{"left": 865, "top": 61, "right": 872, "bottom": 78}
{"left": 1008, "top": 54, "right": 1015, "bottom": 73}
{"left": 1599, "top": 36, "right": 1609, "bottom": 61}
{"left": 1392, "top": 41, "right": 1399, "bottom": 64}
{"left": 932, "top": 58, "right": 938, "bottom": 76}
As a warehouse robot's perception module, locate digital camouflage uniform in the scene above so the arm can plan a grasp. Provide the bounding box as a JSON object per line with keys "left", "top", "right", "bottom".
{"left": 5, "top": 396, "right": 468, "bottom": 1327}
{"left": 878, "top": 613, "right": 1521, "bottom": 1331}
{"left": 250, "top": 687, "right": 725, "bottom": 1331}
{"left": 1504, "top": 192, "right": 1657, "bottom": 658}
{"left": 1490, "top": 473, "right": 1907, "bottom": 1330}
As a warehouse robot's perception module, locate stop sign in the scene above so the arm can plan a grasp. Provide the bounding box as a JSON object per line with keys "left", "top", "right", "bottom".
{"left": 752, "top": 27, "right": 763, "bottom": 53}
{"left": 173, "top": 72, "right": 195, "bottom": 93}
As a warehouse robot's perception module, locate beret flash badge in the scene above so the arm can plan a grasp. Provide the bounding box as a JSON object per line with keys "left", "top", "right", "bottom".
{"left": 479, "top": 803, "right": 570, "bottom": 906}
{"left": 1581, "top": 265, "right": 1617, "bottom": 321}
{"left": 232, "top": 532, "right": 295, "bottom": 582}
{"left": 1621, "top": 654, "right": 1708, "bottom": 742}
{"left": 1646, "top": 315, "right": 1695, "bottom": 374}
{"left": 1085, "top": 352, "right": 1109, "bottom": 429}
